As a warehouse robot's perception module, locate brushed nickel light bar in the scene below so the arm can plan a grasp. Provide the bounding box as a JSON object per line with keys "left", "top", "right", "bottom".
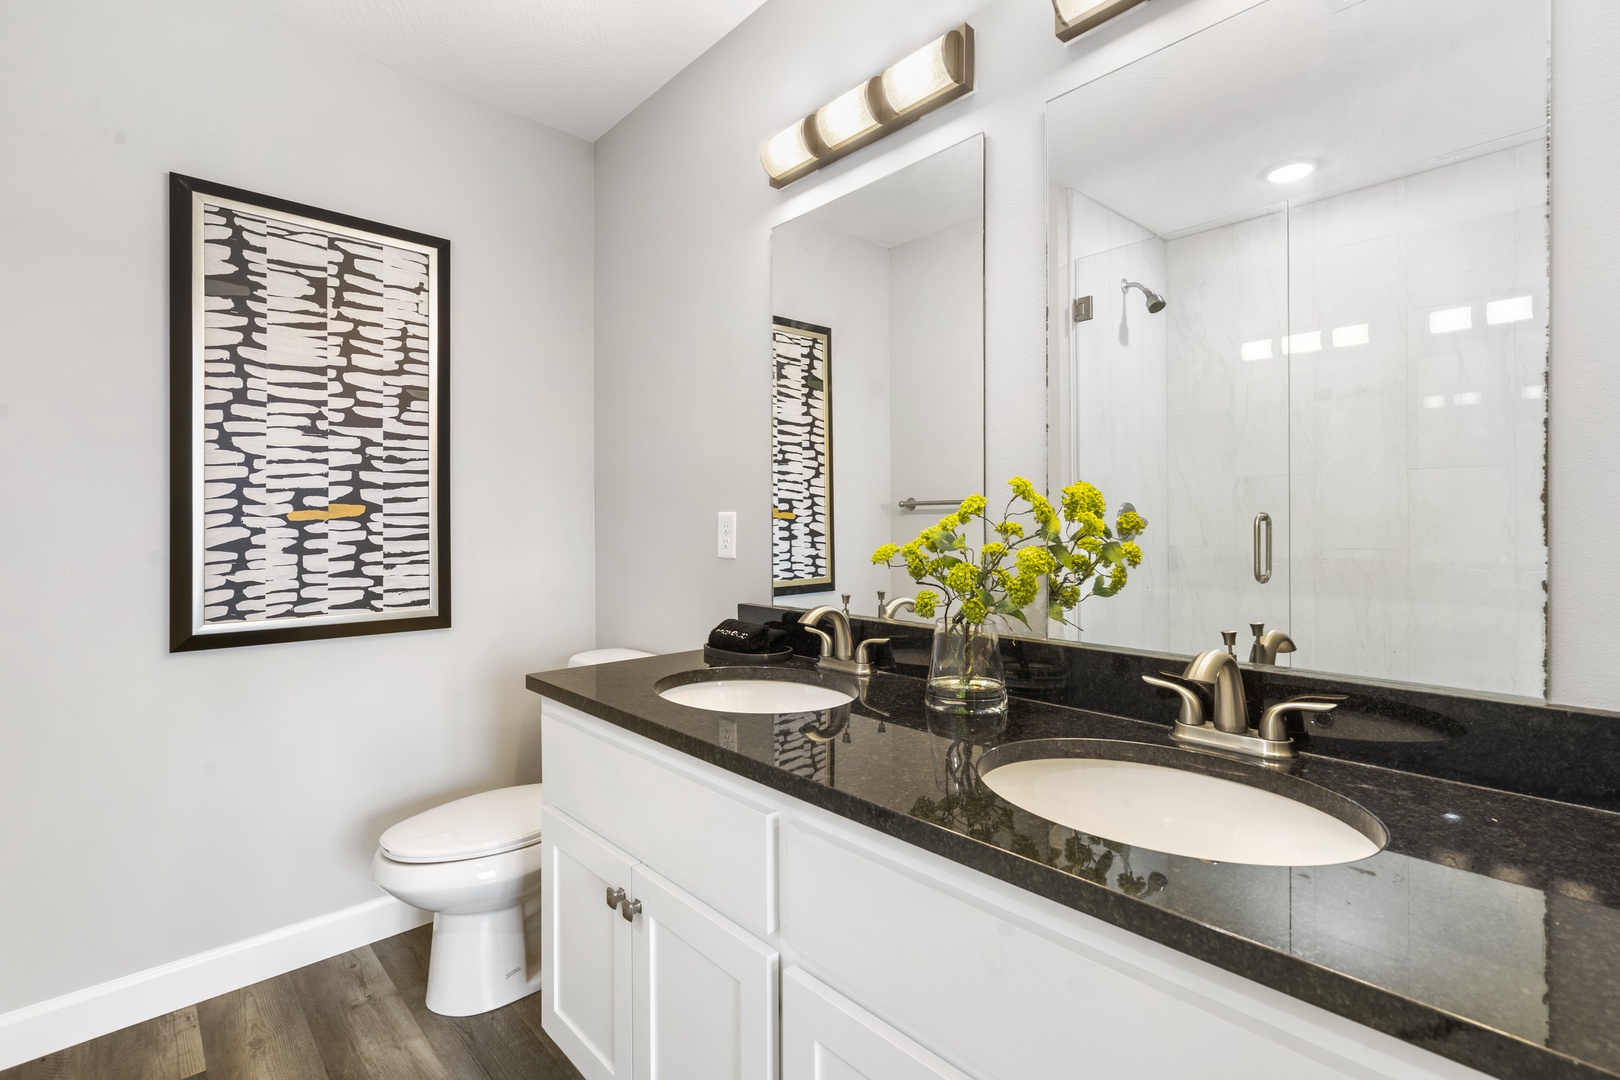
{"left": 1052, "top": 0, "right": 1150, "bottom": 42}
{"left": 760, "top": 24, "right": 975, "bottom": 189}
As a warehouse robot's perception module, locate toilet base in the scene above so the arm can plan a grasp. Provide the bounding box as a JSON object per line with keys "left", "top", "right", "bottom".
{"left": 424, "top": 901, "right": 542, "bottom": 1016}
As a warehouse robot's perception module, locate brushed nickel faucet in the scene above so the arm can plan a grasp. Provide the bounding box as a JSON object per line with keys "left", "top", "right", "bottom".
{"left": 800, "top": 606, "right": 888, "bottom": 677}
{"left": 1248, "top": 623, "right": 1298, "bottom": 665}
{"left": 880, "top": 595, "right": 916, "bottom": 620}
{"left": 1142, "top": 633, "right": 1343, "bottom": 761}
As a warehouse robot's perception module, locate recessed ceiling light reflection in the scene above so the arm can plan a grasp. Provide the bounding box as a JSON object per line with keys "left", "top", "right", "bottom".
{"left": 1428, "top": 306, "right": 1473, "bottom": 334}
{"left": 1331, "top": 324, "right": 1370, "bottom": 348}
{"left": 1522, "top": 385, "right": 1544, "bottom": 400}
{"left": 1486, "top": 296, "right": 1534, "bottom": 325}
{"left": 1422, "top": 395, "right": 1447, "bottom": 409}
{"left": 1281, "top": 331, "right": 1322, "bottom": 355}
{"left": 1266, "top": 161, "right": 1315, "bottom": 184}
{"left": 1240, "top": 339, "right": 1273, "bottom": 362}
{"left": 1454, "top": 391, "right": 1483, "bottom": 406}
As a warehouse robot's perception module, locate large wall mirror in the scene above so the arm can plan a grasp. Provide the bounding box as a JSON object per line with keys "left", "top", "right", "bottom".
{"left": 769, "top": 134, "right": 985, "bottom": 614}
{"left": 1047, "top": 0, "right": 1549, "bottom": 697}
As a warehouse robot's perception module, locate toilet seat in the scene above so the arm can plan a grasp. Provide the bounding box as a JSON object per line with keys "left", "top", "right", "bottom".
{"left": 379, "top": 784, "right": 544, "bottom": 864}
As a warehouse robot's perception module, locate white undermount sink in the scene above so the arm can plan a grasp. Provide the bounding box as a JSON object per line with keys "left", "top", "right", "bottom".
{"left": 978, "top": 740, "right": 1385, "bottom": 867}
{"left": 658, "top": 675, "right": 853, "bottom": 714}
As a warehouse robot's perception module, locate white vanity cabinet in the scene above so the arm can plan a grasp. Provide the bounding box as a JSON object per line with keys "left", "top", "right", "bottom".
{"left": 540, "top": 708, "right": 781, "bottom": 1080}
{"left": 539, "top": 700, "right": 1487, "bottom": 1080}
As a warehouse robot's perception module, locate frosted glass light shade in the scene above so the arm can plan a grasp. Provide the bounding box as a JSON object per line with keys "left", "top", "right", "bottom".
{"left": 760, "top": 24, "right": 973, "bottom": 188}
{"left": 882, "top": 29, "right": 967, "bottom": 115}
{"left": 760, "top": 119, "right": 816, "bottom": 181}
{"left": 815, "top": 81, "right": 881, "bottom": 150}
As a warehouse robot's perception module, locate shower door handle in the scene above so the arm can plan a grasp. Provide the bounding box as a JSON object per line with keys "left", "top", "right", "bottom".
{"left": 1253, "top": 513, "right": 1273, "bottom": 584}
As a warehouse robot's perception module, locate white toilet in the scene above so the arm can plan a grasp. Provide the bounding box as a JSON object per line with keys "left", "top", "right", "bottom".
{"left": 371, "top": 647, "right": 652, "bottom": 1016}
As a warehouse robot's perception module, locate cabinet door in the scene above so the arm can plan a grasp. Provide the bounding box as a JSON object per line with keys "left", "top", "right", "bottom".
{"left": 782, "top": 968, "right": 972, "bottom": 1080}
{"left": 542, "top": 807, "right": 638, "bottom": 1080}
{"left": 631, "top": 863, "right": 779, "bottom": 1080}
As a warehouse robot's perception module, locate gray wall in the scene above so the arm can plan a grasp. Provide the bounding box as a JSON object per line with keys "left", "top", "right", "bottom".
{"left": 595, "top": 0, "right": 1620, "bottom": 711}
{"left": 0, "top": 0, "right": 595, "bottom": 1014}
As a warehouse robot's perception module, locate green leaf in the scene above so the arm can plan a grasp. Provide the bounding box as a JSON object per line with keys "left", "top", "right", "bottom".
{"left": 1007, "top": 608, "right": 1031, "bottom": 629}
{"left": 1049, "top": 544, "right": 1075, "bottom": 570}
{"left": 1047, "top": 601, "right": 1064, "bottom": 621}
{"left": 1099, "top": 541, "right": 1125, "bottom": 566}
{"left": 1091, "top": 580, "right": 1119, "bottom": 598}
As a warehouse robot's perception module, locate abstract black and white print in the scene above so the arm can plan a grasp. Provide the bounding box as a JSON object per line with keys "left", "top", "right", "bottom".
{"left": 200, "top": 201, "right": 434, "bottom": 625}
{"left": 771, "top": 318, "right": 833, "bottom": 596}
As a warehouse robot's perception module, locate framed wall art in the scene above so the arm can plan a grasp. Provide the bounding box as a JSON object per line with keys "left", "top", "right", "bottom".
{"left": 771, "top": 317, "right": 833, "bottom": 597}
{"left": 169, "top": 174, "right": 451, "bottom": 651}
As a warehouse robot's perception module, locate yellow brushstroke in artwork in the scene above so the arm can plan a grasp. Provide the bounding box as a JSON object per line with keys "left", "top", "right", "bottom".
{"left": 287, "top": 503, "right": 367, "bottom": 522}
{"left": 771, "top": 508, "right": 797, "bottom": 521}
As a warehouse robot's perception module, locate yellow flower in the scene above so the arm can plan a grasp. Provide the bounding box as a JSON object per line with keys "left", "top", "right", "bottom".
{"left": 1057, "top": 584, "right": 1082, "bottom": 608}
{"left": 1109, "top": 564, "right": 1127, "bottom": 589}
{"left": 961, "top": 597, "right": 988, "bottom": 624}
{"left": 958, "top": 494, "right": 987, "bottom": 518}
{"left": 1121, "top": 541, "right": 1143, "bottom": 567}
{"left": 1116, "top": 510, "right": 1147, "bottom": 536}
{"left": 1061, "top": 481, "right": 1106, "bottom": 523}
{"left": 1008, "top": 476, "right": 1038, "bottom": 503}
{"left": 871, "top": 543, "right": 900, "bottom": 565}
{"left": 936, "top": 514, "right": 962, "bottom": 532}
{"left": 980, "top": 542, "right": 1007, "bottom": 562}
{"left": 1007, "top": 572, "right": 1039, "bottom": 607}
{"left": 945, "top": 562, "right": 980, "bottom": 595}
{"left": 913, "top": 590, "right": 938, "bottom": 618}
{"left": 1015, "top": 547, "right": 1056, "bottom": 575}
{"left": 1032, "top": 495, "right": 1059, "bottom": 531}
{"left": 996, "top": 520, "right": 1025, "bottom": 540}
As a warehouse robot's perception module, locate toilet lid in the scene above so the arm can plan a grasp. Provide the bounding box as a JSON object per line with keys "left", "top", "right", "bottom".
{"left": 379, "top": 784, "right": 545, "bottom": 863}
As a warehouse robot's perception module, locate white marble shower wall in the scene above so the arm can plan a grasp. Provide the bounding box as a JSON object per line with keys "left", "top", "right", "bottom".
{"left": 1162, "top": 142, "right": 1548, "bottom": 694}
{"left": 1054, "top": 191, "right": 1170, "bottom": 651}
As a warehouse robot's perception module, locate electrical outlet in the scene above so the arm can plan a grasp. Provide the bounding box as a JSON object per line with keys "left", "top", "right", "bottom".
{"left": 718, "top": 718, "right": 739, "bottom": 751}
{"left": 717, "top": 511, "right": 737, "bottom": 559}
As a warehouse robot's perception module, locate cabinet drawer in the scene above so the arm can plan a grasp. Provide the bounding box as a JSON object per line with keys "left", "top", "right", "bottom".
{"left": 542, "top": 701, "right": 778, "bottom": 936}
{"left": 781, "top": 822, "right": 1368, "bottom": 1080}
{"left": 783, "top": 967, "right": 972, "bottom": 1080}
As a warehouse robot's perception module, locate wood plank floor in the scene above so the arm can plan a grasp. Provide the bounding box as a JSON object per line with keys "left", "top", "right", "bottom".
{"left": 2, "top": 926, "right": 585, "bottom": 1080}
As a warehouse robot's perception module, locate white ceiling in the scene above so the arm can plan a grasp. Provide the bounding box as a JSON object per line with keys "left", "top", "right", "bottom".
{"left": 214, "top": 0, "right": 769, "bottom": 141}
{"left": 1048, "top": 0, "right": 1549, "bottom": 237}
{"left": 796, "top": 135, "right": 985, "bottom": 249}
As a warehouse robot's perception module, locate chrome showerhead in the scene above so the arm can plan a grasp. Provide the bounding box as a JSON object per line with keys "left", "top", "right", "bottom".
{"left": 1122, "top": 279, "right": 1167, "bottom": 313}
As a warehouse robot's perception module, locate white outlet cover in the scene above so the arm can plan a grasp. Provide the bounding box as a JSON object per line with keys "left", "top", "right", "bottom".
{"left": 717, "top": 511, "right": 737, "bottom": 559}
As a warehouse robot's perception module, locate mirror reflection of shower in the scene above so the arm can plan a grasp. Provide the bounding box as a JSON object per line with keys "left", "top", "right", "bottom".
{"left": 1122, "top": 278, "right": 1168, "bottom": 313}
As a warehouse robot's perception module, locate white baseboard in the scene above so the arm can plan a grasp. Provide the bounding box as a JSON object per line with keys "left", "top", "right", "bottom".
{"left": 0, "top": 894, "right": 432, "bottom": 1070}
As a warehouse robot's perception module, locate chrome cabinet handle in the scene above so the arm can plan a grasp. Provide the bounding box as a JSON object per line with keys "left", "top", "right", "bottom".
{"left": 620, "top": 897, "right": 642, "bottom": 922}
{"left": 1253, "top": 512, "right": 1272, "bottom": 584}
{"left": 605, "top": 886, "right": 625, "bottom": 909}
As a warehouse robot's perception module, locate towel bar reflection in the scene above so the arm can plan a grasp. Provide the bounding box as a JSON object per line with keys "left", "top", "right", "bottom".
{"left": 1254, "top": 512, "right": 1272, "bottom": 584}
{"left": 898, "top": 498, "right": 969, "bottom": 511}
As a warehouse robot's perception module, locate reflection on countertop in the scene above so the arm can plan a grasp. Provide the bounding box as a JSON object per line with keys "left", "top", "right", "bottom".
{"left": 529, "top": 650, "right": 1620, "bottom": 1080}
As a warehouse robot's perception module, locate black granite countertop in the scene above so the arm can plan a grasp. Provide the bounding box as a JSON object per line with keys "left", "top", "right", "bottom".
{"left": 528, "top": 651, "right": 1620, "bottom": 1080}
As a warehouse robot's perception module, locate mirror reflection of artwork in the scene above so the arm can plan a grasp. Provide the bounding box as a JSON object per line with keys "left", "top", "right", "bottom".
{"left": 767, "top": 134, "right": 986, "bottom": 613}
{"left": 772, "top": 318, "right": 834, "bottom": 595}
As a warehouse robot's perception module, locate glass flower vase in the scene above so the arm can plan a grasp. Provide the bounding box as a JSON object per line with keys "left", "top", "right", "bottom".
{"left": 925, "top": 616, "right": 1008, "bottom": 718}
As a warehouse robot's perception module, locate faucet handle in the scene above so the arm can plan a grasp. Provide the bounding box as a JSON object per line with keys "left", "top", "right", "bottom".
{"left": 1257, "top": 694, "right": 1347, "bottom": 742}
{"left": 854, "top": 637, "right": 891, "bottom": 664}
{"left": 803, "top": 625, "right": 833, "bottom": 658}
{"left": 1221, "top": 630, "right": 1238, "bottom": 656}
{"left": 1143, "top": 673, "right": 1208, "bottom": 729}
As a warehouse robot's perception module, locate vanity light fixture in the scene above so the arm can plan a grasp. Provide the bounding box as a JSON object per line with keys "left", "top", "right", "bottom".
{"left": 1052, "top": 0, "right": 1150, "bottom": 42}
{"left": 759, "top": 24, "right": 975, "bottom": 188}
{"left": 1240, "top": 339, "right": 1273, "bottom": 362}
{"left": 1266, "top": 161, "right": 1316, "bottom": 184}
{"left": 1486, "top": 295, "right": 1534, "bottom": 325}
{"left": 1281, "top": 331, "right": 1323, "bottom": 355}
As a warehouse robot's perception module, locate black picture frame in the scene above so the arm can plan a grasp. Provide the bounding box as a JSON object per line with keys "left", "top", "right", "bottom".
{"left": 169, "top": 173, "right": 451, "bottom": 651}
